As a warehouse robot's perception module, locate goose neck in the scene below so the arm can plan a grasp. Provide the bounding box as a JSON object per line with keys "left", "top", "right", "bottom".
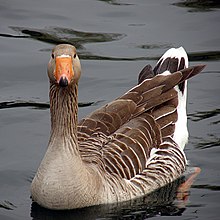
{"left": 49, "top": 83, "right": 78, "bottom": 142}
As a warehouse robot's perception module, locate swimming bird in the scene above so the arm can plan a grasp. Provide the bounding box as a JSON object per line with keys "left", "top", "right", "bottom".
{"left": 31, "top": 44, "right": 205, "bottom": 210}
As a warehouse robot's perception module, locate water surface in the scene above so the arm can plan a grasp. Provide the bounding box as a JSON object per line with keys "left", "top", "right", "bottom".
{"left": 0, "top": 0, "right": 220, "bottom": 219}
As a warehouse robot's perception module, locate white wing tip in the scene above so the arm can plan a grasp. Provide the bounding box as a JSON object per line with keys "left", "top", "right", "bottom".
{"left": 157, "top": 47, "right": 189, "bottom": 68}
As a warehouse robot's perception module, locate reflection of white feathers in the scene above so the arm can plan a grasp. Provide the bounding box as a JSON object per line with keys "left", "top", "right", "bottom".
{"left": 157, "top": 47, "right": 189, "bottom": 149}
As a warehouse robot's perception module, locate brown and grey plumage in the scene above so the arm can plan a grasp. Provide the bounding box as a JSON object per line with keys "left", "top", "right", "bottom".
{"left": 31, "top": 44, "right": 205, "bottom": 210}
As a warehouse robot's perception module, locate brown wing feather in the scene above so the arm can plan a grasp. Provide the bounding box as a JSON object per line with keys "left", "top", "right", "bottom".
{"left": 78, "top": 65, "right": 205, "bottom": 182}
{"left": 78, "top": 65, "right": 205, "bottom": 140}
{"left": 78, "top": 99, "right": 136, "bottom": 136}
{"left": 102, "top": 113, "right": 162, "bottom": 179}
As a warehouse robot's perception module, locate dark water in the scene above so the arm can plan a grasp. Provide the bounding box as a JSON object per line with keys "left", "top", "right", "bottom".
{"left": 0, "top": 0, "right": 220, "bottom": 219}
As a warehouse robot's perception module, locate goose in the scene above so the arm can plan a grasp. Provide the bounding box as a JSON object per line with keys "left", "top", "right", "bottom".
{"left": 31, "top": 44, "right": 205, "bottom": 210}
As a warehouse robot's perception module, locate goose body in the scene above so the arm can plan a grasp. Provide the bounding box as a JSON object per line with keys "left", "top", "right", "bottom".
{"left": 31, "top": 44, "right": 205, "bottom": 210}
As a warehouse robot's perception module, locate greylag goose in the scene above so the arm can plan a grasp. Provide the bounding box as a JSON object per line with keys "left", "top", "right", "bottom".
{"left": 31, "top": 44, "right": 205, "bottom": 210}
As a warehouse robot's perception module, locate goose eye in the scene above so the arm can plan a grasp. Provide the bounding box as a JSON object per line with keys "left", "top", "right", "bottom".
{"left": 73, "top": 54, "right": 76, "bottom": 59}
{"left": 51, "top": 53, "right": 55, "bottom": 59}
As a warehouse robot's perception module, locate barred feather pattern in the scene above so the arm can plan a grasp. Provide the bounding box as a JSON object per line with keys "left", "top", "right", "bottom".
{"left": 77, "top": 65, "right": 205, "bottom": 202}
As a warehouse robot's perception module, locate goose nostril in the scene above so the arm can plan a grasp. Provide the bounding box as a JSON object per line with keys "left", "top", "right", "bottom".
{"left": 59, "top": 76, "right": 68, "bottom": 87}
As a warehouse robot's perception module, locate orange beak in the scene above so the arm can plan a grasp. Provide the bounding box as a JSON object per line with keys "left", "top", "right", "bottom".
{"left": 54, "top": 56, "right": 74, "bottom": 87}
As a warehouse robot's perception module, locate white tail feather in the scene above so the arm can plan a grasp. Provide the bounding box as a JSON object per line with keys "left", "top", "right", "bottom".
{"left": 157, "top": 47, "right": 189, "bottom": 149}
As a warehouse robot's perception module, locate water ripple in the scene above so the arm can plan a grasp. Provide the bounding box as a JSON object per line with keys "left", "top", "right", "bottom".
{"left": 10, "top": 26, "right": 126, "bottom": 50}
{"left": 192, "top": 135, "right": 220, "bottom": 150}
{"left": 192, "top": 184, "right": 220, "bottom": 191}
{"left": 98, "top": 0, "right": 133, "bottom": 6}
{"left": 173, "top": 0, "right": 220, "bottom": 12}
{"left": 0, "top": 201, "right": 17, "bottom": 210}
{"left": 1, "top": 26, "right": 219, "bottom": 61}
{"left": 0, "top": 100, "right": 99, "bottom": 110}
{"left": 188, "top": 108, "right": 220, "bottom": 122}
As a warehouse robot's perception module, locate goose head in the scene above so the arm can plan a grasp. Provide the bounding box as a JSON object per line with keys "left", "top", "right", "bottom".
{"left": 47, "top": 44, "right": 81, "bottom": 87}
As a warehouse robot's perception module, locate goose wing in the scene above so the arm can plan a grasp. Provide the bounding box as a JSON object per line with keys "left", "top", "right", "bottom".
{"left": 78, "top": 65, "right": 205, "bottom": 173}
